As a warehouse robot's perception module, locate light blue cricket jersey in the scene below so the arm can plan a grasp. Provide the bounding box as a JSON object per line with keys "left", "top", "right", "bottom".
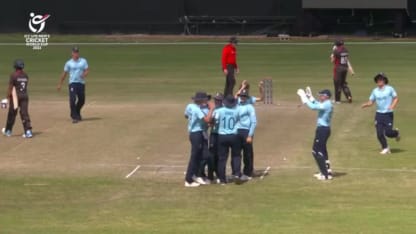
{"left": 214, "top": 106, "right": 240, "bottom": 135}
{"left": 369, "top": 85, "right": 397, "bottom": 113}
{"left": 184, "top": 103, "right": 206, "bottom": 133}
{"left": 211, "top": 105, "right": 223, "bottom": 134}
{"left": 64, "top": 58, "right": 89, "bottom": 84}
{"left": 200, "top": 105, "right": 210, "bottom": 132}
{"left": 236, "top": 103, "right": 257, "bottom": 137}
{"left": 237, "top": 96, "right": 257, "bottom": 105}
{"left": 306, "top": 100, "right": 333, "bottom": 127}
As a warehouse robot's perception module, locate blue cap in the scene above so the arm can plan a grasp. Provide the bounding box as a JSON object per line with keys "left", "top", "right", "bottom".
{"left": 318, "top": 89, "right": 332, "bottom": 98}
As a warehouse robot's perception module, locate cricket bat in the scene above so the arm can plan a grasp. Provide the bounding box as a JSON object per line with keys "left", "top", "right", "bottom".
{"left": 12, "top": 87, "right": 18, "bottom": 110}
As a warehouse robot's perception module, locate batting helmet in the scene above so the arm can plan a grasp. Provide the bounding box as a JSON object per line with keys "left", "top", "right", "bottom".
{"left": 374, "top": 73, "right": 389, "bottom": 84}
{"left": 13, "top": 59, "right": 24, "bottom": 70}
{"left": 334, "top": 39, "right": 344, "bottom": 46}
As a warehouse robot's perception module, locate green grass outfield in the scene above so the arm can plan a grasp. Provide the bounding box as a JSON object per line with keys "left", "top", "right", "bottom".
{"left": 0, "top": 36, "right": 415, "bottom": 233}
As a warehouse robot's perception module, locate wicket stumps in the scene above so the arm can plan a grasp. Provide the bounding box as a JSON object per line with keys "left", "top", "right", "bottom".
{"left": 262, "top": 78, "right": 273, "bottom": 104}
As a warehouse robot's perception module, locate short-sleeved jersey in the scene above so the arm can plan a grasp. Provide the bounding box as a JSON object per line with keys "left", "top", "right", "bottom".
{"left": 238, "top": 96, "right": 257, "bottom": 105}
{"left": 184, "top": 103, "right": 206, "bottom": 133}
{"left": 333, "top": 46, "right": 349, "bottom": 68}
{"left": 64, "top": 58, "right": 89, "bottom": 84}
{"left": 305, "top": 100, "right": 333, "bottom": 127}
{"left": 369, "top": 85, "right": 397, "bottom": 113}
{"left": 236, "top": 103, "right": 257, "bottom": 136}
{"left": 10, "top": 70, "right": 29, "bottom": 96}
{"left": 214, "top": 106, "right": 240, "bottom": 135}
{"left": 211, "top": 105, "right": 223, "bottom": 134}
{"left": 200, "top": 104, "right": 210, "bottom": 132}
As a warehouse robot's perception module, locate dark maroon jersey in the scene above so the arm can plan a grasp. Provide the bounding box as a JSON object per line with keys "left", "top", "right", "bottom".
{"left": 9, "top": 70, "right": 29, "bottom": 96}
{"left": 333, "top": 46, "right": 349, "bottom": 68}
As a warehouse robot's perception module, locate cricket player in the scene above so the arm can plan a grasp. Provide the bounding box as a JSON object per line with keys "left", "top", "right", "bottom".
{"left": 222, "top": 37, "right": 239, "bottom": 96}
{"left": 237, "top": 89, "right": 257, "bottom": 180}
{"left": 197, "top": 100, "right": 214, "bottom": 183}
{"left": 207, "top": 93, "right": 224, "bottom": 182}
{"left": 235, "top": 80, "right": 264, "bottom": 104}
{"left": 297, "top": 88, "right": 333, "bottom": 180}
{"left": 362, "top": 73, "right": 400, "bottom": 154}
{"left": 2, "top": 59, "right": 33, "bottom": 138}
{"left": 184, "top": 92, "right": 214, "bottom": 187}
{"left": 331, "top": 39, "right": 355, "bottom": 104}
{"left": 213, "top": 95, "right": 242, "bottom": 184}
{"left": 57, "top": 47, "right": 89, "bottom": 124}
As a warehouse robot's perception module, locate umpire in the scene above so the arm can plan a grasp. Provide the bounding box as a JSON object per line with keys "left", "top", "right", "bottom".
{"left": 222, "top": 37, "right": 239, "bottom": 96}
{"left": 57, "top": 47, "right": 89, "bottom": 123}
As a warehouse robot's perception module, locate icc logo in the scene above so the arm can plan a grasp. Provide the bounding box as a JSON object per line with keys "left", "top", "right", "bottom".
{"left": 28, "top": 12, "right": 51, "bottom": 33}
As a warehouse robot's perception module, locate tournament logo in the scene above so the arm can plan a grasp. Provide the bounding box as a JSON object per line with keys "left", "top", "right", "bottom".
{"left": 24, "top": 12, "right": 51, "bottom": 50}
{"left": 28, "top": 12, "right": 50, "bottom": 33}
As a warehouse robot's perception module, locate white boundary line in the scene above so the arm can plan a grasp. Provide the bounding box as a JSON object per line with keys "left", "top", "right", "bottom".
{"left": 1, "top": 41, "right": 416, "bottom": 46}
{"left": 125, "top": 165, "right": 141, "bottom": 179}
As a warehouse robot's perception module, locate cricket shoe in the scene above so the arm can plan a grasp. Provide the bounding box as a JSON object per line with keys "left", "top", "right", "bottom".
{"left": 2, "top": 128, "right": 11, "bottom": 137}
{"left": 240, "top": 175, "right": 253, "bottom": 181}
{"left": 203, "top": 179, "right": 212, "bottom": 185}
{"left": 380, "top": 148, "right": 391, "bottom": 155}
{"left": 316, "top": 174, "right": 333, "bottom": 181}
{"left": 395, "top": 128, "right": 401, "bottom": 142}
{"left": 313, "top": 172, "right": 322, "bottom": 178}
{"left": 192, "top": 176, "right": 208, "bottom": 185}
{"left": 22, "top": 130, "right": 33, "bottom": 138}
{"left": 348, "top": 97, "right": 352, "bottom": 103}
{"left": 184, "top": 181, "right": 200, "bottom": 188}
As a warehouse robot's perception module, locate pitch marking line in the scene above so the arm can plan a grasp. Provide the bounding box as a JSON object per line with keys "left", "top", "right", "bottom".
{"left": 260, "top": 166, "right": 271, "bottom": 180}
{"left": 134, "top": 164, "right": 416, "bottom": 174}
{"left": 125, "top": 165, "right": 141, "bottom": 179}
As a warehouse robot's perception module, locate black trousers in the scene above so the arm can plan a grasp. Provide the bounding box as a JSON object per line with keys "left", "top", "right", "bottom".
{"left": 208, "top": 132, "right": 219, "bottom": 180}
{"left": 312, "top": 126, "right": 331, "bottom": 177}
{"left": 238, "top": 129, "right": 254, "bottom": 176}
{"left": 69, "top": 83, "right": 85, "bottom": 120}
{"left": 333, "top": 66, "right": 351, "bottom": 102}
{"left": 375, "top": 112, "right": 398, "bottom": 149}
{"left": 5, "top": 95, "right": 32, "bottom": 132}
{"left": 197, "top": 132, "right": 212, "bottom": 179}
{"left": 185, "top": 132, "right": 204, "bottom": 183}
{"left": 224, "top": 64, "right": 236, "bottom": 97}
{"left": 217, "top": 134, "right": 241, "bottom": 183}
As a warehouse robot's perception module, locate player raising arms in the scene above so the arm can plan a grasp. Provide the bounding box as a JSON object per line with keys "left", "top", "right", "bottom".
{"left": 331, "top": 39, "right": 355, "bottom": 104}
{"left": 362, "top": 73, "right": 400, "bottom": 154}
{"left": 2, "top": 59, "right": 33, "bottom": 138}
{"left": 235, "top": 80, "right": 264, "bottom": 104}
{"left": 297, "top": 87, "right": 333, "bottom": 181}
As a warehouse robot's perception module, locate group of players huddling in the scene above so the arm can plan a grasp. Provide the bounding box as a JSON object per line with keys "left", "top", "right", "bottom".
{"left": 184, "top": 37, "right": 401, "bottom": 187}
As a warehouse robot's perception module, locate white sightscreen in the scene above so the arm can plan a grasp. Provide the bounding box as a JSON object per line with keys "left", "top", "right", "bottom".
{"left": 302, "top": 0, "right": 407, "bottom": 9}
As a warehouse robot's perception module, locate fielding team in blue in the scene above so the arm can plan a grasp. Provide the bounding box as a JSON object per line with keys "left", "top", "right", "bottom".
{"left": 184, "top": 38, "right": 402, "bottom": 187}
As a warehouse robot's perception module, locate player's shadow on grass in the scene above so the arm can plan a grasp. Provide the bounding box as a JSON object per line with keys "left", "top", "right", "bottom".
{"left": 390, "top": 148, "right": 406, "bottom": 154}
{"left": 81, "top": 117, "right": 102, "bottom": 122}
{"left": 332, "top": 171, "right": 347, "bottom": 178}
{"left": 32, "top": 131, "right": 42, "bottom": 137}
